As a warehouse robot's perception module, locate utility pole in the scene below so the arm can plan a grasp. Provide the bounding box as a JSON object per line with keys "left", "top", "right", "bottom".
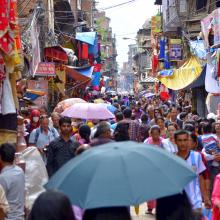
{"left": 37, "top": 0, "right": 45, "bottom": 60}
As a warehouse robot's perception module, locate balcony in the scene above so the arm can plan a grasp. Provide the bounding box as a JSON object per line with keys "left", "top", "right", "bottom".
{"left": 163, "top": 0, "right": 187, "bottom": 32}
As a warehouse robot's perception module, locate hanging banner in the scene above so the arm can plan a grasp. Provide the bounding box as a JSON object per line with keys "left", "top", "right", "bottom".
{"left": 201, "top": 8, "right": 220, "bottom": 48}
{"left": 169, "top": 39, "right": 182, "bottom": 61}
{"left": 151, "top": 16, "right": 162, "bottom": 34}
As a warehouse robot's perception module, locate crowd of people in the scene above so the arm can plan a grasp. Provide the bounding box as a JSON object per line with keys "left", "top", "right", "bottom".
{"left": 1, "top": 93, "right": 220, "bottom": 220}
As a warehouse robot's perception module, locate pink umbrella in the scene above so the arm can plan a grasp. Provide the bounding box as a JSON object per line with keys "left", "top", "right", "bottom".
{"left": 61, "top": 103, "right": 115, "bottom": 120}
{"left": 54, "top": 98, "right": 87, "bottom": 113}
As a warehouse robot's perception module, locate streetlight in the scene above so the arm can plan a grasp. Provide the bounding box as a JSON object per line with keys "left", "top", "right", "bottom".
{"left": 122, "top": 37, "right": 136, "bottom": 41}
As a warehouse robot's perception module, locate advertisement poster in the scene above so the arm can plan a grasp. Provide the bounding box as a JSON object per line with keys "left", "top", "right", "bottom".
{"left": 28, "top": 79, "right": 48, "bottom": 107}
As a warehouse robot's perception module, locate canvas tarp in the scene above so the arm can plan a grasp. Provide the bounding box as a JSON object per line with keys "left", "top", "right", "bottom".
{"left": 158, "top": 56, "right": 202, "bottom": 90}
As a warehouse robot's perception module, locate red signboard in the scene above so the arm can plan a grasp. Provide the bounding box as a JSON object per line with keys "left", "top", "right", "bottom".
{"left": 35, "top": 62, "right": 56, "bottom": 76}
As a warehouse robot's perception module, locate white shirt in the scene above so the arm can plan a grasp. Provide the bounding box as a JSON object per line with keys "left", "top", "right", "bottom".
{"left": 162, "top": 138, "right": 178, "bottom": 154}
{"left": 184, "top": 151, "right": 206, "bottom": 209}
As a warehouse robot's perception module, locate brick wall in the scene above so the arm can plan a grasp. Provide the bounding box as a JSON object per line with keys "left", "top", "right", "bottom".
{"left": 81, "top": 0, "right": 92, "bottom": 26}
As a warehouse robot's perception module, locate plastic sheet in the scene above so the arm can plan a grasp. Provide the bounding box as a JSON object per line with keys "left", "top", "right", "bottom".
{"left": 22, "top": 147, "right": 48, "bottom": 209}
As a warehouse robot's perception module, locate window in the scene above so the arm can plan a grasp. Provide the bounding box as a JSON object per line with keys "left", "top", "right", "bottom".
{"left": 196, "top": 0, "right": 207, "bottom": 10}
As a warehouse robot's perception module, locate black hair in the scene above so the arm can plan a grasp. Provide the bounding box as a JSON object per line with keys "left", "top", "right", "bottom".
{"left": 183, "top": 124, "right": 195, "bottom": 133}
{"left": 94, "top": 122, "right": 111, "bottom": 138}
{"left": 59, "top": 117, "right": 71, "bottom": 127}
{"left": 79, "top": 124, "right": 91, "bottom": 144}
{"left": 179, "top": 112, "right": 188, "bottom": 120}
{"left": 123, "top": 108, "right": 132, "bottom": 119}
{"left": 115, "top": 112, "right": 124, "bottom": 122}
{"left": 167, "top": 123, "right": 178, "bottom": 130}
{"left": 141, "top": 114, "right": 148, "bottom": 123}
{"left": 190, "top": 133, "right": 198, "bottom": 144}
{"left": 155, "top": 117, "right": 165, "bottom": 123}
{"left": 0, "top": 143, "right": 16, "bottom": 163}
{"left": 156, "top": 191, "right": 194, "bottom": 220}
{"left": 114, "top": 122, "right": 130, "bottom": 142}
{"left": 203, "top": 123, "right": 212, "bottom": 134}
{"left": 83, "top": 207, "right": 131, "bottom": 220}
{"left": 131, "top": 113, "right": 136, "bottom": 120}
{"left": 28, "top": 190, "right": 75, "bottom": 220}
{"left": 174, "top": 130, "right": 189, "bottom": 140}
{"left": 150, "top": 125, "right": 161, "bottom": 134}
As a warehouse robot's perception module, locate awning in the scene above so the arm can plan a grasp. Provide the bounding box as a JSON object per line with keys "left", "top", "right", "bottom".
{"left": 66, "top": 66, "right": 92, "bottom": 82}
{"left": 158, "top": 56, "right": 202, "bottom": 90}
{"left": 44, "top": 46, "right": 68, "bottom": 64}
{"left": 76, "top": 32, "right": 97, "bottom": 45}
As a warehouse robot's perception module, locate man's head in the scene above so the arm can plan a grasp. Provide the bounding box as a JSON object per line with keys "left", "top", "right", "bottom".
{"left": 203, "top": 123, "right": 212, "bottom": 134}
{"left": 0, "top": 143, "right": 16, "bottom": 168}
{"left": 59, "top": 117, "right": 72, "bottom": 136}
{"left": 51, "top": 112, "right": 60, "bottom": 129}
{"left": 147, "top": 105, "right": 154, "bottom": 118}
{"left": 174, "top": 130, "right": 189, "bottom": 152}
{"left": 39, "top": 105, "right": 48, "bottom": 115}
{"left": 94, "top": 121, "right": 112, "bottom": 139}
{"left": 40, "top": 115, "right": 49, "bottom": 131}
{"left": 123, "top": 108, "right": 132, "bottom": 119}
{"left": 141, "top": 114, "right": 148, "bottom": 123}
{"left": 169, "top": 106, "right": 178, "bottom": 120}
{"left": 115, "top": 112, "right": 123, "bottom": 122}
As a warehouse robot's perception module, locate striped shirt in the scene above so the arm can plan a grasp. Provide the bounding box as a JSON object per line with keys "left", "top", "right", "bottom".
{"left": 46, "top": 137, "right": 80, "bottom": 177}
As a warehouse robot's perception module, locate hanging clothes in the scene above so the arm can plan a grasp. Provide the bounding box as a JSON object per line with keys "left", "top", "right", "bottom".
{"left": 205, "top": 53, "right": 220, "bottom": 93}
{"left": 82, "top": 43, "right": 88, "bottom": 60}
{"left": 164, "top": 51, "right": 170, "bottom": 69}
{"left": 159, "top": 39, "right": 165, "bottom": 60}
{"left": 216, "top": 49, "right": 220, "bottom": 78}
{"left": 0, "top": 53, "right": 6, "bottom": 82}
{"left": 152, "top": 54, "right": 158, "bottom": 76}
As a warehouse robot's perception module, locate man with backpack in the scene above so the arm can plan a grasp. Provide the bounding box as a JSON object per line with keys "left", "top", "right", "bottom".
{"left": 29, "top": 115, "right": 59, "bottom": 156}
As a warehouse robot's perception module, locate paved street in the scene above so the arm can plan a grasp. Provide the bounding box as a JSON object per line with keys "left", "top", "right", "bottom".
{"left": 131, "top": 204, "right": 155, "bottom": 220}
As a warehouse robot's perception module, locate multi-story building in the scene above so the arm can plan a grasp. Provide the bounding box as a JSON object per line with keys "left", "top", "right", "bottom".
{"left": 94, "top": 10, "right": 118, "bottom": 89}
{"left": 133, "top": 20, "right": 152, "bottom": 81}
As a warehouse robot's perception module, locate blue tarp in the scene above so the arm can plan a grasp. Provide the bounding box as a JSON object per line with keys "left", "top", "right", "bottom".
{"left": 159, "top": 69, "right": 174, "bottom": 77}
{"left": 76, "top": 32, "right": 97, "bottom": 45}
{"left": 91, "top": 72, "right": 101, "bottom": 86}
{"left": 24, "top": 93, "right": 41, "bottom": 101}
{"left": 78, "top": 66, "right": 94, "bottom": 78}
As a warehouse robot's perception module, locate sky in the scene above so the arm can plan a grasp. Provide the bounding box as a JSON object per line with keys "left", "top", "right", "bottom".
{"left": 97, "top": 0, "right": 158, "bottom": 69}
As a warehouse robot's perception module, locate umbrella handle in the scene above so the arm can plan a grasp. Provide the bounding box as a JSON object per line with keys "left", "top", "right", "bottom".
{"left": 134, "top": 205, "right": 139, "bottom": 215}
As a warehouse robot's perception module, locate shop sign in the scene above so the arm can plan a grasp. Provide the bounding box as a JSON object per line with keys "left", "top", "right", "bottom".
{"left": 35, "top": 62, "right": 56, "bottom": 76}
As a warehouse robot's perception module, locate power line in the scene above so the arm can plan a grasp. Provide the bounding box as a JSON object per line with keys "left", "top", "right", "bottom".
{"left": 98, "top": 0, "right": 137, "bottom": 10}
{"left": 18, "top": 0, "right": 35, "bottom": 16}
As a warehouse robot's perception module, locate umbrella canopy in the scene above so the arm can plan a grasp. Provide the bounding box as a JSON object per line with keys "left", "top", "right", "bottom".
{"left": 45, "top": 141, "right": 196, "bottom": 209}
{"left": 97, "top": 103, "right": 117, "bottom": 114}
{"left": 144, "top": 93, "right": 155, "bottom": 98}
{"left": 61, "top": 103, "right": 115, "bottom": 120}
{"left": 54, "top": 98, "right": 87, "bottom": 113}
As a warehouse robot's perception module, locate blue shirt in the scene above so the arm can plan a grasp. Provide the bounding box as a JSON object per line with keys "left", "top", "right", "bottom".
{"left": 0, "top": 165, "right": 25, "bottom": 220}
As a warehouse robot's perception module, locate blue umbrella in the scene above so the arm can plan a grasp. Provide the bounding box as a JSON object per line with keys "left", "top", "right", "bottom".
{"left": 45, "top": 141, "right": 196, "bottom": 209}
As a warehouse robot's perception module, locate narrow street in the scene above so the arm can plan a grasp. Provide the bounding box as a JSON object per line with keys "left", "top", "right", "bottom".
{"left": 131, "top": 204, "right": 155, "bottom": 220}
